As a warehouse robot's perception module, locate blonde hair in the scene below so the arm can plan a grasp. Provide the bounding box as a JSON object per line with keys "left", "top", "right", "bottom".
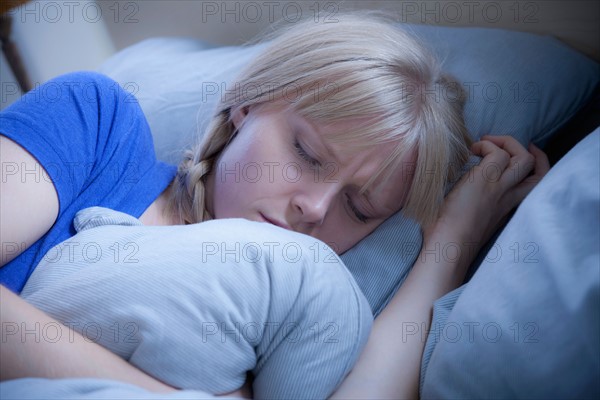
{"left": 166, "top": 11, "right": 472, "bottom": 228}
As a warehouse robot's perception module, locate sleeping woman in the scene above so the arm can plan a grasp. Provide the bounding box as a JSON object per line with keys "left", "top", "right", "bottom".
{"left": 0, "top": 11, "right": 549, "bottom": 399}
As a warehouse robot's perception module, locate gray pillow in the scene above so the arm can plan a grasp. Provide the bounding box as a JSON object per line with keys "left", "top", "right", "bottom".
{"left": 421, "top": 127, "right": 600, "bottom": 398}
{"left": 98, "top": 23, "right": 600, "bottom": 316}
{"left": 21, "top": 208, "right": 372, "bottom": 399}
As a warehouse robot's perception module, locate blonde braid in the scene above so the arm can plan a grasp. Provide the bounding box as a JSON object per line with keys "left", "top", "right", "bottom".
{"left": 179, "top": 151, "right": 214, "bottom": 224}
{"left": 167, "top": 110, "right": 235, "bottom": 224}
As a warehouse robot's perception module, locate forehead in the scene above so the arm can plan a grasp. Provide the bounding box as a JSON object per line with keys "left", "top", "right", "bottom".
{"left": 337, "top": 139, "right": 416, "bottom": 215}
{"left": 290, "top": 108, "right": 417, "bottom": 215}
{"left": 253, "top": 102, "right": 417, "bottom": 213}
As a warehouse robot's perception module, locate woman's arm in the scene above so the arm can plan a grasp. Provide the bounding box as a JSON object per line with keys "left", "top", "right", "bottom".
{"left": 0, "top": 285, "right": 252, "bottom": 398}
{"left": 0, "top": 135, "right": 59, "bottom": 266}
{"left": 0, "top": 285, "right": 176, "bottom": 392}
{"left": 330, "top": 136, "right": 549, "bottom": 399}
{"left": 0, "top": 134, "right": 180, "bottom": 392}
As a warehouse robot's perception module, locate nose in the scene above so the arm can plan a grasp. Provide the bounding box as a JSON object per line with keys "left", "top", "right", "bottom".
{"left": 292, "top": 183, "right": 338, "bottom": 226}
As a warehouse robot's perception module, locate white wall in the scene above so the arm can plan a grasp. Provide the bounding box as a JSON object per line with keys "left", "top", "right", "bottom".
{"left": 1, "top": 0, "right": 115, "bottom": 110}
{"left": 99, "top": 0, "right": 600, "bottom": 57}
{"left": 1, "top": 50, "right": 23, "bottom": 109}
{"left": 2, "top": 0, "right": 598, "bottom": 111}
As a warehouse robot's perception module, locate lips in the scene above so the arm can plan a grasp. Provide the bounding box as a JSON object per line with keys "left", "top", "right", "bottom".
{"left": 260, "top": 213, "right": 291, "bottom": 230}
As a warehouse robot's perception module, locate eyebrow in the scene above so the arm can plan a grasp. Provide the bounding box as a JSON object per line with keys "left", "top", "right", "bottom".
{"left": 297, "top": 116, "right": 342, "bottom": 164}
{"left": 295, "top": 112, "right": 401, "bottom": 217}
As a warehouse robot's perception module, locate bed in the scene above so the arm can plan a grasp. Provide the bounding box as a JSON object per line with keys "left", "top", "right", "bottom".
{"left": 1, "top": 16, "right": 599, "bottom": 400}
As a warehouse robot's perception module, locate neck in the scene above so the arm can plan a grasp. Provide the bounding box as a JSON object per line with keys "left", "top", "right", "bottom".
{"left": 139, "top": 183, "right": 183, "bottom": 226}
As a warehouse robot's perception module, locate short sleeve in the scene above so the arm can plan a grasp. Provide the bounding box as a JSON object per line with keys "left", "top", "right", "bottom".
{"left": 1, "top": 71, "right": 159, "bottom": 215}
{"left": 0, "top": 71, "right": 177, "bottom": 293}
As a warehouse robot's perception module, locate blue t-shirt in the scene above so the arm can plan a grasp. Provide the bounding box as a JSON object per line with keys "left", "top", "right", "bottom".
{"left": 0, "top": 71, "right": 177, "bottom": 293}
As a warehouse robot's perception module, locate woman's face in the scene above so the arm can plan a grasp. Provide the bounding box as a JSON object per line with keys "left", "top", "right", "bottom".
{"left": 205, "top": 103, "right": 415, "bottom": 254}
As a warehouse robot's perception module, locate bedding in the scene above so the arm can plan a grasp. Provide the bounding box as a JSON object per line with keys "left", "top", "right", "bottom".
{"left": 421, "top": 127, "right": 600, "bottom": 398}
{"left": 3, "top": 21, "right": 599, "bottom": 400}
{"left": 98, "top": 23, "right": 600, "bottom": 317}
{"left": 0, "top": 378, "right": 221, "bottom": 399}
{"left": 18, "top": 208, "right": 372, "bottom": 399}
{"left": 95, "top": 21, "right": 600, "bottom": 398}
{"left": 4, "top": 128, "right": 598, "bottom": 400}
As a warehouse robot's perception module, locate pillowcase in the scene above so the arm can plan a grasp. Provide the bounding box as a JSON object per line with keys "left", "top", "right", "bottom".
{"left": 420, "top": 127, "right": 600, "bottom": 399}
{"left": 21, "top": 207, "right": 372, "bottom": 399}
{"left": 98, "top": 23, "right": 600, "bottom": 316}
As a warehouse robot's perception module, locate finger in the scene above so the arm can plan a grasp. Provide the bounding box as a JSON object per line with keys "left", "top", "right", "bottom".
{"left": 508, "top": 152, "right": 536, "bottom": 184}
{"left": 472, "top": 140, "right": 516, "bottom": 191}
{"left": 471, "top": 140, "right": 511, "bottom": 170}
{"left": 481, "top": 135, "right": 530, "bottom": 157}
{"left": 520, "top": 144, "right": 550, "bottom": 189}
{"left": 482, "top": 135, "right": 536, "bottom": 183}
{"left": 503, "top": 145, "right": 551, "bottom": 206}
{"left": 528, "top": 143, "right": 550, "bottom": 177}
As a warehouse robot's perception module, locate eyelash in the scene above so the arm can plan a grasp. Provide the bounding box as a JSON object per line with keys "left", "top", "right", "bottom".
{"left": 294, "top": 140, "right": 321, "bottom": 167}
{"left": 345, "top": 194, "right": 369, "bottom": 224}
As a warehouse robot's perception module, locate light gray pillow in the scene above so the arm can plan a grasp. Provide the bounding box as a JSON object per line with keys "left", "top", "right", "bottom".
{"left": 98, "top": 23, "right": 600, "bottom": 316}
{"left": 420, "top": 127, "right": 600, "bottom": 398}
{"left": 21, "top": 208, "right": 372, "bottom": 399}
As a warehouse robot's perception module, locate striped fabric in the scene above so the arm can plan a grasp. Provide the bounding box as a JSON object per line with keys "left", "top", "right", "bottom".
{"left": 0, "top": 378, "right": 220, "bottom": 399}
{"left": 21, "top": 208, "right": 372, "bottom": 399}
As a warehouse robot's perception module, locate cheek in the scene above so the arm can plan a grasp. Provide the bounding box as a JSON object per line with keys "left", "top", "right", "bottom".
{"left": 315, "top": 218, "right": 373, "bottom": 254}
{"left": 211, "top": 169, "right": 241, "bottom": 219}
{"left": 211, "top": 132, "right": 283, "bottom": 218}
{"left": 211, "top": 144, "right": 251, "bottom": 218}
{"left": 324, "top": 231, "right": 362, "bottom": 255}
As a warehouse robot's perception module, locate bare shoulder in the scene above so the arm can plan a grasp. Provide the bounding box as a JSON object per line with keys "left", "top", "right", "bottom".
{"left": 0, "top": 135, "right": 59, "bottom": 267}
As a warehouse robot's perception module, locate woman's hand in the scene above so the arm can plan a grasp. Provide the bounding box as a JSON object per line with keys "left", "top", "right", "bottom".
{"left": 333, "top": 137, "right": 549, "bottom": 400}
{"left": 331, "top": 136, "right": 549, "bottom": 400}
{"left": 425, "top": 135, "right": 550, "bottom": 253}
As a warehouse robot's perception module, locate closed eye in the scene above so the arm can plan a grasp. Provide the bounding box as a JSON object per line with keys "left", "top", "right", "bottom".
{"left": 345, "top": 193, "right": 369, "bottom": 224}
{"left": 294, "top": 139, "right": 321, "bottom": 167}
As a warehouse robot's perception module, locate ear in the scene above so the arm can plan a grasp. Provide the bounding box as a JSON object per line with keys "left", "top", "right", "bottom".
{"left": 231, "top": 105, "right": 249, "bottom": 131}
